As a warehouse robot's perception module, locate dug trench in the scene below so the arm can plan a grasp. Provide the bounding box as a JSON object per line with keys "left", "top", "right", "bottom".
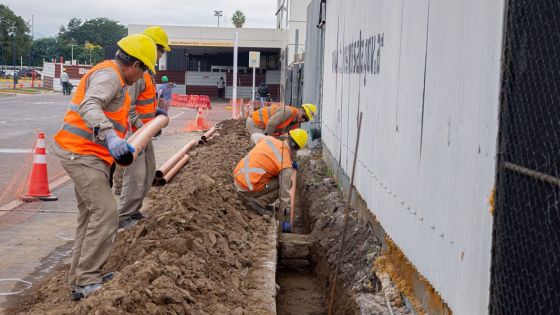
{"left": 6, "top": 119, "right": 410, "bottom": 314}
{"left": 276, "top": 148, "right": 410, "bottom": 315}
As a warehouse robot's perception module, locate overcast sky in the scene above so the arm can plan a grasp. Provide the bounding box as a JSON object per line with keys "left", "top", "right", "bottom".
{"left": 3, "top": 0, "right": 278, "bottom": 38}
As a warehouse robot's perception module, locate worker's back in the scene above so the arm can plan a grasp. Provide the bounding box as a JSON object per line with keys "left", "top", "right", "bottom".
{"left": 233, "top": 136, "right": 292, "bottom": 191}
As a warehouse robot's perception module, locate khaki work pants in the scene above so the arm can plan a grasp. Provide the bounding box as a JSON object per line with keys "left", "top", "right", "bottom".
{"left": 117, "top": 141, "right": 156, "bottom": 221}
{"left": 113, "top": 165, "right": 124, "bottom": 195}
{"left": 237, "top": 177, "right": 280, "bottom": 208}
{"left": 61, "top": 157, "right": 119, "bottom": 287}
{"left": 246, "top": 119, "right": 266, "bottom": 145}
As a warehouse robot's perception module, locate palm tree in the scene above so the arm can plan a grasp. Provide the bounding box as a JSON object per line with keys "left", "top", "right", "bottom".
{"left": 231, "top": 10, "right": 246, "bottom": 28}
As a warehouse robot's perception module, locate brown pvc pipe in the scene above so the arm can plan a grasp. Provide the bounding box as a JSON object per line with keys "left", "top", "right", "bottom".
{"left": 116, "top": 115, "right": 169, "bottom": 166}
{"left": 128, "top": 115, "right": 169, "bottom": 153}
{"left": 200, "top": 127, "right": 217, "bottom": 142}
{"left": 160, "top": 154, "right": 190, "bottom": 185}
{"left": 155, "top": 139, "right": 197, "bottom": 178}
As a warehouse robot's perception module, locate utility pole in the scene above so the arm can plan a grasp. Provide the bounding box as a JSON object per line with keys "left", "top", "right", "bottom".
{"left": 9, "top": 26, "right": 17, "bottom": 89}
{"left": 214, "top": 10, "right": 223, "bottom": 27}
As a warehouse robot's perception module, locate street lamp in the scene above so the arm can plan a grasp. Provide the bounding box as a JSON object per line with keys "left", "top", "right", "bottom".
{"left": 8, "top": 26, "right": 17, "bottom": 88}
{"left": 69, "top": 44, "right": 77, "bottom": 64}
{"left": 214, "top": 10, "right": 223, "bottom": 27}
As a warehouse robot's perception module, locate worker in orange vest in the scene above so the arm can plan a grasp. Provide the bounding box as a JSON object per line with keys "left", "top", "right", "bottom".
{"left": 53, "top": 34, "right": 157, "bottom": 300}
{"left": 246, "top": 103, "right": 316, "bottom": 144}
{"left": 116, "top": 26, "right": 171, "bottom": 228}
{"left": 233, "top": 129, "right": 308, "bottom": 215}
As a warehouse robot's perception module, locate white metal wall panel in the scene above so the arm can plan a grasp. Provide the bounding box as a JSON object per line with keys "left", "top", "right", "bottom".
{"left": 321, "top": 1, "right": 505, "bottom": 314}
{"left": 266, "top": 70, "right": 281, "bottom": 85}
{"left": 186, "top": 71, "right": 227, "bottom": 86}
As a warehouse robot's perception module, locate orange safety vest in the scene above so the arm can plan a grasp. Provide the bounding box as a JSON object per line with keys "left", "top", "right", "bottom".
{"left": 233, "top": 136, "right": 293, "bottom": 192}
{"left": 54, "top": 60, "right": 130, "bottom": 165}
{"left": 132, "top": 72, "right": 157, "bottom": 131}
{"left": 251, "top": 105, "right": 299, "bottom": 130}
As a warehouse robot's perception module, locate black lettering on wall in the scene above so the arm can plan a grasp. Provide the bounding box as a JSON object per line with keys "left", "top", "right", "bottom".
{"left": 331, "top": 30, "right": 385, "bottom": 76}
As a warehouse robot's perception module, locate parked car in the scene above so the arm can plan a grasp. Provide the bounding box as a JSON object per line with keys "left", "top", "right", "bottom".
{"left": 18, "top": 69, "right": 41, "bottom": 78}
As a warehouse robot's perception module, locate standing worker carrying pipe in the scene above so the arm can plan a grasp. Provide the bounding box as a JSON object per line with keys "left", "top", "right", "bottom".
{"left": 246, "top": 103, "right": 316, "bottom": 144}
{"left": 117, "top": 26, "right": 171, "bottom": 228}
{"left": 53, "top": 34, "right": 157, "bottom": 301}
{"left": 233, "top": 129, "right": 308, "bottom": 215}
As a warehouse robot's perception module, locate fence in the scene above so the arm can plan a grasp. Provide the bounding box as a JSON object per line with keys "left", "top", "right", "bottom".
{"left": 320, "top": 1, "right": 505, "bottom": 314}
{"left": 490, "top": 0, "right": 560, "bottom": 313}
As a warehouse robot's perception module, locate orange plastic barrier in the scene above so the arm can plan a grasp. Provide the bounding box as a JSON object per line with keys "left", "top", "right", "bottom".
{"left": 170, "top": 94, "right": 212, "bottom": 109}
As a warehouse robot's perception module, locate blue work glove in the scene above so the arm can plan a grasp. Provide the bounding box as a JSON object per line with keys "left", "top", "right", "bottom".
{"left": 292, "top": 161, "right": 299, "bottom": 170}
{"left": 105, "top": 131, "right": 135, "bottom": 159}
{"left": 156, "top": 108, "right": 168, "bottom": 116}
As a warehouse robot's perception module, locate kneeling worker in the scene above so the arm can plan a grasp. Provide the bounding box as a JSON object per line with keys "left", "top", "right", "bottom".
{"left": 53, "top": 34, "right": 157, "bottom": 300}
{"left": 246, "top": 103, "right": 316, "bottom": 144}
{"left": 233, "top": 129, "right": 308, "bottom": 215}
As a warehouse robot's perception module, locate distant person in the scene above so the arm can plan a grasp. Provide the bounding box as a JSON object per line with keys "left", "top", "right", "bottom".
{"left": 217, "top": 77, "right": 225, "bottom": 99}
{"left": 256, "top": 81, "right": 269, "bottom": 107}
{"left": 157, "top": 76, "right": 175, "bottom": 112}
{"left": 60, "top": 69, "right": 70, "bottom": 95}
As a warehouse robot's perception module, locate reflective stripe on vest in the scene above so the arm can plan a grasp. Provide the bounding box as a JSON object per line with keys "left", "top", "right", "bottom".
{"left": 136, "top": 97, "right": 155, "bottom": 105}
{"left": 264, "top": 138, "right": 282, "bottom": 162}
{"left": 235, "top": 155, "right": 266, "bottom": 191}
{"left": 60, "top": 124, "right": 108, "bottom": 149}
{"left": 133, "top": 72, "right": 157, "bottom": 128}
{"left": 67, "top": 104, "right": 127, "bottom": 134}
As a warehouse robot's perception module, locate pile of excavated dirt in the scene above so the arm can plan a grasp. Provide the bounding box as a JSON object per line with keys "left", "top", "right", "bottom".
{"left": 299, "top": 147, "right": 410, "bottom": 315}
{"left": 8, "top": 119, "right": 275, "bottom": 315}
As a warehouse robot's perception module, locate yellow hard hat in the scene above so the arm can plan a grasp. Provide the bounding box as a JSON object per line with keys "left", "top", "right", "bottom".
{"left": 143, "top": 26, "right": 171, "bottom": 52}
{"left": 301, "top": 103, "right": 317, "bottom": 121}
{"left": 289, "top": 128, "right": 308, "bottom": 149}
{"left": 117, "top": 34, "right": 157, "bottom": 74}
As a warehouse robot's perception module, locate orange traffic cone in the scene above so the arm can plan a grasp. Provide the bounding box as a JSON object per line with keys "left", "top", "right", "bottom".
{"left": 25, "top": 132, "right": 58, "bottom": 201}
{"left": 185, "top": 108, "right": 211, "bottom": 131}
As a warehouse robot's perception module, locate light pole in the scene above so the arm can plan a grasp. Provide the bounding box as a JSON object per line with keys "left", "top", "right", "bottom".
{"left": 214, "top": 10, "right": 223, "bottom": 27}
{"left": 69, "top": 44, "right": 77, "bottom": 64}
{"left": 9, "top": 26, "right": 17, "bottom": 88}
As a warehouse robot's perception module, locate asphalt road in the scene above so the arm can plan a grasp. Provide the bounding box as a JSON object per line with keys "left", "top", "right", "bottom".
{"left": 0, "top": 92, "right": 70, "bottom": 206}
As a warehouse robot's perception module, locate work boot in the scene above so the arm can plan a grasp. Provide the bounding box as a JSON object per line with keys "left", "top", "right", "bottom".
{"left": 118, "top": 212, "right": 146, "bottom": 229}
{"left": 71, "top": 283, "right": 102, "bottom": 301}
{"left": 102, "top": 272, "right": 115, "bottom": 283}
{"left": 245, "top": 200, "right": 271, "bottom": 216}
{"left": 130, "top": 212, "right": 146, "bottom": 220}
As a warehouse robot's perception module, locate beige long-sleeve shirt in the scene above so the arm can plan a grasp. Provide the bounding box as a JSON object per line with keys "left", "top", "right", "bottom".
{"left": 264, "top": 109, "right": 299, "bottom": 135}
{"left": 54, "top": 61, "right": 128, "bottom": 162}
{"left": 278, "top": 167, "right": 293, "bottom": 214}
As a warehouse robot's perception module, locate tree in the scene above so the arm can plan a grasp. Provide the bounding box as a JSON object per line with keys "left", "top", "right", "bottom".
{"left": 0, "top": 5, "right": 32, "bottom": 67}
{"left": 58, "top": 17, "right": 126, "bottom": 47}
{"left": 55, "top": 17, "right": 125, "bottom": 65}
{"left": 31, "top": 37, "right": 60, "bottom": 65}
{"left": 231, "top": 10, "right": 246, "bottom": 28}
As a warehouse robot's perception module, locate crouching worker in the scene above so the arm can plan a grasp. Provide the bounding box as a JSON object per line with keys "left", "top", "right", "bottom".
{"left": 246, "top": 103, "right": 316, "bottom": 144}
{"left": 233, "top": 129, "right": 308, "bottom": 215}
{"left": 53, "top": 34, "right": 157, "bottom": 301}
